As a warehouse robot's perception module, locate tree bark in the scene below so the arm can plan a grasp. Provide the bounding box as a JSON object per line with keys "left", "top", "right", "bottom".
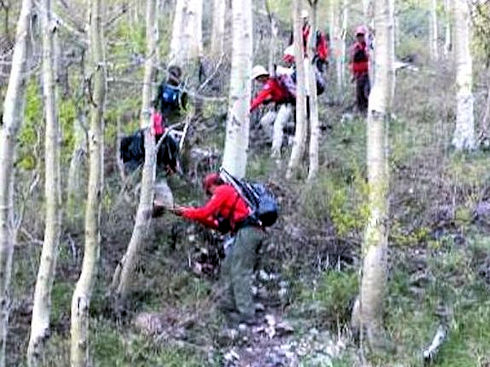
{"left": 210, "top": 0, "right": 226, "bottom": 56}
{"left": 480, "top": 71, "right": 490, "bottom": 141}
{"left": 169, "top": 0, "right": 202, "bottom": 66}
{"left": 27, "top": 0, "right": 61, "bottom": 365}
{"left": 307, "top": 0, "right": 320, "bottom": 181}
{"left": 286, "top": 0, "right": 307, "bottom": 180}
{"left": 0, "top": 0, "right": 32, "bottom": 365}
{"left": 70, "top": 0, "right": 106, "bottom": 364}
{"left": 444, "top": 0, "right": 452, "bottom": 56}
{"left": 112, "top": 0, "right": 158, "bottom": 299}
{"left": 430, "top": 0, "right": 439, "bottom": 62}
{"left": 451, "top": 0, "right": 475, "bottom": 150}
{"left": 358, "top": 0, "right": 394, "bottom": 353}
{"left": 221, "top": 0, "right": 252, "bottom": 179}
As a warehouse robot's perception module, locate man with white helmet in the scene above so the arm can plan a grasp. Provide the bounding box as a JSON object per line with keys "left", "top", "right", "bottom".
{"left": 250, "top": 65, "right": 295, "bottom": 156}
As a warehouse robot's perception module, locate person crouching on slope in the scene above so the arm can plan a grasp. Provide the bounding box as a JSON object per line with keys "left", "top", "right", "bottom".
{"left": 173, "top": 173, "right": 266, "bottom": 325}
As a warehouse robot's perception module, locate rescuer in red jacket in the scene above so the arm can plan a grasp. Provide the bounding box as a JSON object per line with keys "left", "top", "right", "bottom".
{"left": 349, "top": 25, "right": 371, "bottom": 115}
{"left": 250, "top": 65, "right": 294, "bottom": 112}
{"left": 173, "top": 173, "right": 266, "bottom": 325}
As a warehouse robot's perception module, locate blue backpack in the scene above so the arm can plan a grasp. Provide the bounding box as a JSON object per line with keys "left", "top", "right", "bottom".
{"left": 158, "top": 83, "right": 182, "bottom": 117}
{"left": 220, "top": 168, "right": 279, "bottom": 227}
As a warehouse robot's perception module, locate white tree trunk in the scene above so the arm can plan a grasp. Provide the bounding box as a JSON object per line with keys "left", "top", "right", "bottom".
{"left": 480, "top": 72, "right": 490, "bottom": 140}
{"left": 430, "top": 0, "right": 439, "bottom": 62}
{"left": 169, "top": 0, "right": 202, "bottom": 65}
{"left": 307, "top": 1, "right": 320, "bottom": 181}
{"left": 169, "top": 0, "right": 187, "bottom": 64}
{"left": 210, "top": 0, "right": 226, "bottom": 56}
{"left": 340, "top": 0, "right": 348, "bottom": 88}
{"left": 187, "top": 0, "right": 203, "bottom": 60}
{"left": 27, "top": 0, "right": 61, "bottom": 364}
{"left": 265, "top": 0, "right": 278, "bottom": 75}
{"left": 0, "top": 0, "right": 32, "bottom": 365}
{"left": 70, "top": 0, "right": 106, "bottom": 364}
{"left": 451, "top": 0, "right": 475, "bottom": 150}
{"left": 112, "top": 0, "right": 158, "bottom": 299}
{"left": 359, "top": 0, "right": 394, "bottom": 351}
{"left": 221, "top": 0, "right": 252, "bottom": 179}
{"left": 271, "top": 104, "right": 292, "bottom": 159}
{"left": 444, "top": 0, "right": 452, "bottom": 56}
{"left": 286, "top": 0, "right": 307, "bottom": 180}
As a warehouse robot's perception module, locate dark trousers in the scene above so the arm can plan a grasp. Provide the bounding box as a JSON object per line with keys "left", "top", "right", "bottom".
{"left": 356, "top": 73, "right": 370, "bottom": 114}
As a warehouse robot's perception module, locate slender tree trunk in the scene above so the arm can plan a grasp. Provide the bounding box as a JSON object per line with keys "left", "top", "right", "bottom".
{"left": 444, "top": 0, "right": 452, "bottom": 56}
{"left": 112, "top": 0, "right": 158, "bottom": 299}
{"left": 480, "top": 71, "right": 490, "bottom": 141}
{"left": 430, "top": 0, "right": 439, "bottom": 62}
{"left": 27, "top": 0, "right": 61, "bottom": 364}
{"left": 286, "top": 0, "right": 307, "bottom": 179}
{"left": 340, "top": 0, "right": 348, "bottom": 88}
{"left": 169, "top": 0, "right": 187, "bottom": 64}
{"left": 169, "top": 0, "right": 202, "bottom": 66}
{"left": 221, "top": 0, "right": 252, "bottom": 179}
{"left": 70, "top": 0, "right": 106, "bottom": 364}
{"left": 210, "top": 0, "right": 226, "bottom": 56}
{"left": 307, "top": 0, "right": 320, "bottom": 181}
{"left": 187, "top": 0, "right": 202, "bottom": 60}
{"left": 358, "top": 0, "right": 394, "bottom": 352}
{"left": 0, "top": 0, "right": 32, "bottom": 365}
{"left": 451, "top": 0, "right": 475, "bottom": 150}
{"left": 265, "top": 0, "right": 277, "bottom": 75}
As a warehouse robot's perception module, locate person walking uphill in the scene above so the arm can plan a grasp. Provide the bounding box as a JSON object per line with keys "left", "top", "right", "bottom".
{"left": 173, "top": 173, "right": 266, "bottom": 325}
{"left": 349, "top": 26, "right": 371, "bottom": 115}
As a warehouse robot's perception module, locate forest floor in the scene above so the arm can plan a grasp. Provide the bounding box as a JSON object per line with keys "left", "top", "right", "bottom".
{"left": 8, "top": 64, "right": 490, "bottom": 367}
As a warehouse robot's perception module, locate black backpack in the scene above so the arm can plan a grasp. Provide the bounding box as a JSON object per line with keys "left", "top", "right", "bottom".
{"left": 120, "top": 129, "right": 179, "bottom": 173}
{"left": 219, "top": 168, "right": 279, "bottom": 227}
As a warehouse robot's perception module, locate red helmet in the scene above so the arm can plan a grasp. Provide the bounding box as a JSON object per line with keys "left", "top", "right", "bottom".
{"left": 202, "top": 173, "right": 222, "bottom": 191}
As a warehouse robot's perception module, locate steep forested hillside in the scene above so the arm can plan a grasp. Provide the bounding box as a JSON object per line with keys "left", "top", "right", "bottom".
{"left": 0, "top": 0, "right": 489, "bottom": 366}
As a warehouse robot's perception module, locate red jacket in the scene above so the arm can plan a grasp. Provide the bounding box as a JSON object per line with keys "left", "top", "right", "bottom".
{"left": 350, "top": 41, "right": 369, "bottom": 77}
{"left": 316, "top": 31, "right": 329, "bottom": 61}
{"left": 250, "top": 78, "right": 292, "bottom": 112}
{"left": 181, "top": 184, "right": 251, "bottom": 230}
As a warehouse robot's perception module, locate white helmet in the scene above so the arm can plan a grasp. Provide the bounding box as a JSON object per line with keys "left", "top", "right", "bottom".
{"left": 301, "top": 9, "right": 309, "bottom": 19}
{"left": 252, "top": 65, "right": 269, "bottom": 80}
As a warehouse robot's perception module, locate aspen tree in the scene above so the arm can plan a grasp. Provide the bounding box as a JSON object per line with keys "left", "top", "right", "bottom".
{"left": 286, "top": 0, "right": 307, "bottom": 179}
{"left": 0, "top": 0, "right": 33, "bottom": 365}
{"left": 211, "top": 0, "right": 226, "bottom": 56}
{"left": 307, "top": 0, "right": 320, "bottom": 181}
{"left": 27, "top": 0, "right": 62, "bottom": 364}
{"left": 358, "top": 0, "right": 395, "bottom": 351}
{"left": 70, "top": 0, "right": 106, "bottom": 364}
{"left": 222, "top": 0, "right": 253, "bottom": 178}
{"left": 451, "top": 0, "right": 475, "bottom": 150}
{"left": 430, "top": 0, "right": 439, "bottom": 61}
{"left": 111, "top": 0, "right": 159, "bottom": 299}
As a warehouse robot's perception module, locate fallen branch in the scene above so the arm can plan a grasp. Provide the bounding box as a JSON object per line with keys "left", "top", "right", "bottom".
{"left": 423, "top": 325, "right": 447, "bottom": 363}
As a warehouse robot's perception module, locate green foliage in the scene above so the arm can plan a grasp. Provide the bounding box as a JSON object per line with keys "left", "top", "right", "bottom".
{"left": 17, "top": 81, "right": 42, "bottom": 170}
{"left": 58, "top": 97, "right": 77, "bottom": 163}
{"left": 298, "top": 270, "right": 358, "bottom": 325}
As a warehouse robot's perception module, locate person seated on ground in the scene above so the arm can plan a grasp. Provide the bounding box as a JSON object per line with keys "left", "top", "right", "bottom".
{"left": 172, "top": 173, "right": 266, "bottom": 325}
{"left": 349, "top": 25, "right": 370, "bottom": 115}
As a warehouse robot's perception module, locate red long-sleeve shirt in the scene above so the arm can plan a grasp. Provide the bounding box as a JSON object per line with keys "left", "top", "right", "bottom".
{"left": 250, "top": 78, "right": 292, "bottom": 112}
{"left": 181, "top": 184, "right": 251, "bottom": 230}
{"left": 350, "top": 41, "right": 369, "bottom": 77}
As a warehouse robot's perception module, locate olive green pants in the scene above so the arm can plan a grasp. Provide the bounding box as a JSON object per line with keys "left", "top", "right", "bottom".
{"left": 219, "top": 225, "right": 265, "bottom": 320}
